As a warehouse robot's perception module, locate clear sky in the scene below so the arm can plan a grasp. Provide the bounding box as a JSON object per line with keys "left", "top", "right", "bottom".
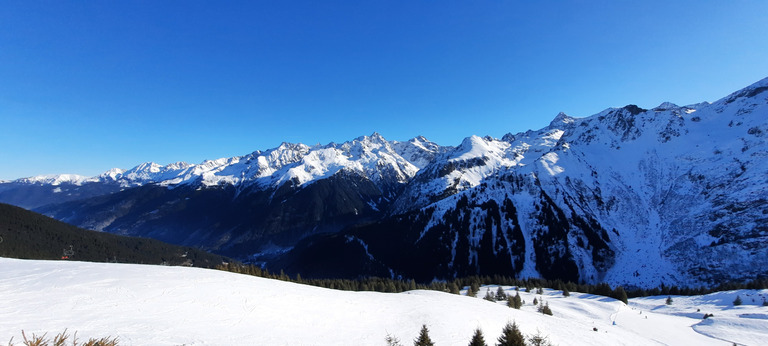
{"left": 1, "top": 1, "right": 767, "bottom": 180}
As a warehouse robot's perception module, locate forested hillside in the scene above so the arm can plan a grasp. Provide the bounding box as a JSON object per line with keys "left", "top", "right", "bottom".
{"left": 0, "top": 203, "right": 228, "bottom": 267}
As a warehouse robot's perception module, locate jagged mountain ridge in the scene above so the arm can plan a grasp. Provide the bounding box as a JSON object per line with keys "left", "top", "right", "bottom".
{"left": 0, "top": 133, "right": 448, "bottom": 209}
{"left": 3, "top": 134, "right": 449, "bottom": 257}
{"left": 2, "top": 77, "right": 767, "bottom": 287}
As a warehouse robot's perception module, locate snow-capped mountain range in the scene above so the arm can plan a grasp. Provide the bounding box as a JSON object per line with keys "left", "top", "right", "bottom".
{"left": 7, "top": 133, "right": 444, "bottom": 192}
{"left": 2, "top": 76, "right": 767, "bottom": 288}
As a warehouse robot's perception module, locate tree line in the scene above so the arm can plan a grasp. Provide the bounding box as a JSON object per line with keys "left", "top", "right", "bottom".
{"left": 216, "top": 262, "right": 768, "bottom": 301}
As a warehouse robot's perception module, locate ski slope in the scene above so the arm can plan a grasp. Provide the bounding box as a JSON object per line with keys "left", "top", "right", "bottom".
{"left": 0, "top": 258, "right": 764, "bottom": 345}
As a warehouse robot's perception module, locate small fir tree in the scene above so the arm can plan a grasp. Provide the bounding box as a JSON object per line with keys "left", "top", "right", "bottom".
{"left": 666, "top": 296, "right": 673, "bottom": 305}
{"left": 507, "top": 292, "right": 522, "bottom": 309}
{"left": 497, "top": 321, "right": 526, "bottom": 346}
{"left": 414, "top": 325, "right": 435, "bottom": 346}
{"left": 484, "top": 290, "right": 496, "bottom": 302}
{"left": 527, "top": 329, "right": 553, "bottom": 346}
{"left": 468, "top": 327, "right": 488, "bottom": 346}
{"left": 536, "top": 287, "right": 544, "bottom": 295}
{"left": 386, "top": 333, "right": 403, "bottom": 346}
{"left": 733, "top": 295, "right": 742, "bottom": 306}
{"left": 532, "top": 297, "right": 538, "bottom": 306}
{"left": 467, "top": 286, "right": 476, "bottom": 298}
{"left": 537, "top": 301, "right": 553, "bottom": 316}
{"left": 471, "top": 282, "right": 481, "bottom": 294}
{"left": 562, "top": 288, "right": 570, "bottom": 297}
{"left": 497, "top": 286, "right": 507, "bottom": 301}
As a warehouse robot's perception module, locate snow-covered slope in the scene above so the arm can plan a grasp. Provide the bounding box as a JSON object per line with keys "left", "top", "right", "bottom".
{"left": 527, "top": 78, "right": 768, "bottom": 287}
{"left": 3, "top": 258, "right": 764, "bottom": 345}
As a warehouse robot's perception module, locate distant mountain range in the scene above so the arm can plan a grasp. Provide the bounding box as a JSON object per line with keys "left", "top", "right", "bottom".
{"left": 2, "top": 76, "right": 767, "bottom": 288}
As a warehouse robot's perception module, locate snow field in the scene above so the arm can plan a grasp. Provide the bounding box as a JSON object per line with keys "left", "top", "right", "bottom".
{"left": 1, "top": 258, "right": 765, "bottom": 345}
{"left": 631, "top": 291, "right": 768, "bottom": 346}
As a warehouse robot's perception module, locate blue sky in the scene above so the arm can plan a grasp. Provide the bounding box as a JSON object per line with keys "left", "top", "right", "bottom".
{"left": 1, "top": 1, "right": 767, "bottom": 180}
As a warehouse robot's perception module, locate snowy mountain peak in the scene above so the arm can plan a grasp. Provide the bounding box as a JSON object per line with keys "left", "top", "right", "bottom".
{"left": 451, "top": 135, "right": 510, "bottom": 162}
{"left": 98, "top": 168, "right": 126, "bottom": 181}
{"left": 621, "top": 104, "right": 647, "bottom": 115}
{"left": 348, "top": 132, "right": 388, "bottom": 146}
{"left": 392, "top": 135, "right": 448, "bottom": 170}
{"left": 548, "top": 112, "right": 576, "bottom": 128}
{"left": 274, "top": 142, "right": 310, "bottom": 152}
{"left": 653, "top": 102, "right": 680, "bottom": 111}
{"left": 124, "top": 162, "right": 163, "bottom": 175}
{"left": 501, "top": 132, "right": 516, "bottom": 142}
{"left": 18, "top": 174, "right": 93, "bottom": 186}
{"left": 453, "top": 136, "right": 486, "bottom": 160}
{"left": 683, "top": 101, "right": 710, "bottom": 111}
{"left": 369, "top": 131, "right": 386, "bottom": 141}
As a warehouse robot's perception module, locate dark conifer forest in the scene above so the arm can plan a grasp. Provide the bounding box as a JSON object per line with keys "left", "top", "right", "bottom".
{"left": 0, "top": 203, "right": 228, "bottom": 267}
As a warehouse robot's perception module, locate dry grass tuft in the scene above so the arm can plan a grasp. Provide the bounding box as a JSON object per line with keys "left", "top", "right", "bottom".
{"left": 6, "top": 330, "right": 118, "bottom": 346}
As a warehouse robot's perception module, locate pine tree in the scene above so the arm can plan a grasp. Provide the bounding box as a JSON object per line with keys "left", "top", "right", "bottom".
{"left": 508, "top": 292, "right": 522, "bottom": 309}
{"left": 537, "top": 301, "right": 553, "bottom": 316}
{"left": 562, "top": 288, "right": 570, "bottom": 297}
{"left": 527, "top": 329, "right": 553, "bottom": 346}
{"left": 467, "top": 286, "right": 476, "bottom": 298}
{"left": 484, "top": 290, "right": 496, "bottom": 302}
{"left": 497, "top": 321, "right": 526, "bottom": 346}
{"left": 532, "top": 297, "right": 538, "bottom": 306}
{"left": 386, "top": 333, "right": 403, "bottom": 346}
{"left": 468, "top": 328, "right": 488, "bottom": 346}
{"left": 666, "top": 296, "right": 673, "bottom": 305}
{"left": 733, "top": 295, "right": 742, "bottom": 306}
{"left": 496, "top": 286, "right": 507, "bottom": 300}
{"left": 471, "top": 282, "right": 480, "bottom": 294}
{"left": 414, "top": 324, "right": 435, "bottom": 346}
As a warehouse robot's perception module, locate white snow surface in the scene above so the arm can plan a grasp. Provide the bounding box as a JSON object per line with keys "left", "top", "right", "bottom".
{"left": 2, "top": 258, "right": 765, "bottom": 345}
